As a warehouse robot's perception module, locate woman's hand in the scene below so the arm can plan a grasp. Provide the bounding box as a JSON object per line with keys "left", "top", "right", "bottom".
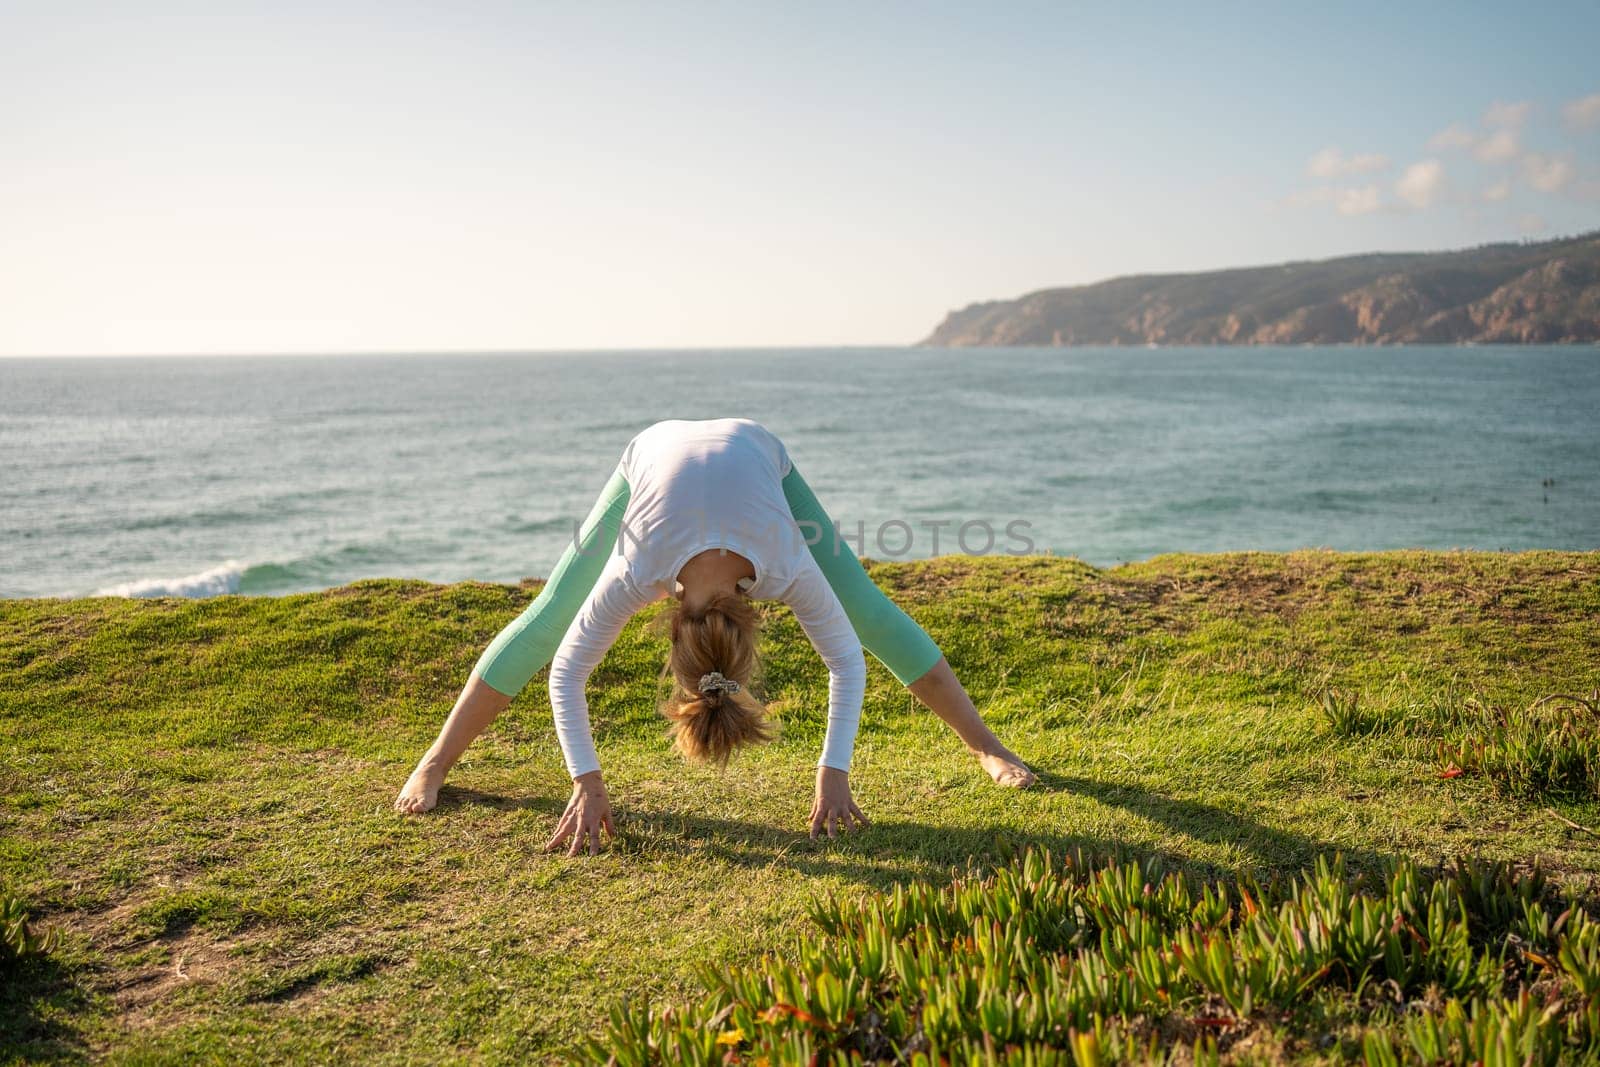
{"left": 810, "top": 766, "right": 868, "bottom": 840}
{"left": 545, "top": 770, "right": 616, "bottom": 856}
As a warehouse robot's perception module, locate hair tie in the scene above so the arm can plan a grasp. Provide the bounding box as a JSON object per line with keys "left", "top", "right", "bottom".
{"left": 697, "top": 671, "right": 741, "bottom": 695}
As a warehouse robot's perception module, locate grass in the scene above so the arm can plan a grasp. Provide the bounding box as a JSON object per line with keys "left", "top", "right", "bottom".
{"left": 1, "top": 550, "right": 1598, "bottom": 1063}
{"left": 586, "top": 849, "right": 1600, "bottom": 1064}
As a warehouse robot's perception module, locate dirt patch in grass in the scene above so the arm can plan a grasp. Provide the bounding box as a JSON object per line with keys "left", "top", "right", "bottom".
{"left": 60, "top": 884, "right": 411, "bottom": 1049}
{"left": 6, "top": 608, "right": 120, "bottom": 642}
{"left": 57, "top": 892, "right": 251, "bottom": 1037}
{"left": 1105, "top": 551, "right": 1600, "bottom": 630}
{"left": 837, "top": 551, "right": 1600, "bottom": 646}
{"left": 112, "top": 932, "right": 247, "bottom": 1031}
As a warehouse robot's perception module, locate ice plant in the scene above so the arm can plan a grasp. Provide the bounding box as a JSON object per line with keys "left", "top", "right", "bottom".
{"left": 580, "top": 847, "right": 1600, "bottom": 1064}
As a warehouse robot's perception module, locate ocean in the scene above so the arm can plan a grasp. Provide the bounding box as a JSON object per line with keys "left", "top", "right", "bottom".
{"left": 2, "top": 346, "right": 1597, "bottom": 600}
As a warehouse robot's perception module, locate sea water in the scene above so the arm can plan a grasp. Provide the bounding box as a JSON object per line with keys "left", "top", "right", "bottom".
{"left": 2, "top": 346, "right": 1596, "bottom": 599}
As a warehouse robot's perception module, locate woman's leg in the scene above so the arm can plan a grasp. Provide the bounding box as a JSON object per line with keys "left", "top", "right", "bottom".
{"left": 395, "top": 464, "right": 632, "bottom": 814}
{"left": 394, "top": 676, "right": 512, "bottom": 813}
{"left": 470, "top": 464, "right": 632, "bottom": 696}
{"left": 781, "top": 465, "right": 1035, "bottom": 787}
{"left": 907, "top": 659, "right": 1036, "bottom": 788}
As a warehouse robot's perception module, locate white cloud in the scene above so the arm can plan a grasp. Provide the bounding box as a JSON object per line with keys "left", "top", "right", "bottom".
{"left": 1295, "top": 95, "right": 1599, "bottom": 219}
{"left": 1427, "top": 123, "right": 1477, "bottom": 151}
{"left": 1280, "top": 183, "right": 1384, "bottom": 215}
{"left": 1427, "top": 121, "right": 1516, "bottom": 163}
{"left": 1307, "top": 147, "right": 1391, "bottom": 178}
{"left": 1335, "top": 185, "right": 1383, "bottom": 216}
{"left": 1564, "top": 93, "right": 1600, "bottom": 130}
{"left": 1484, "top": 100, "right": 1532, "bottom": 128}
{"left": 1473, "top": 128, "right": 1520, "bottom": 164}
{"left": 1428, "top": 101, "right": 1529, "bottom": 164}
{"left": 1521, "top": 153, "right": 1575, "bottom": 193}
{"left": 1395, "top": 160, "right": 1445, "bottom": 209}
{"left": 1516, "top": 213, "right": 1547, "bottom": 235}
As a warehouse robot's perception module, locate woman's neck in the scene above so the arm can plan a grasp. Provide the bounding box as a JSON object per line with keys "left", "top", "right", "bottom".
{"left": 676, "top": 549, "right": 755, "bottom": 611}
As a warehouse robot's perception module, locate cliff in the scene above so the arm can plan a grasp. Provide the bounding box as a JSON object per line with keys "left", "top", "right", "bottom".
{"left": 4, "top": 553, "right": 1599, "bottom": 1060}
{"left": 922, "top": 232, "right": 1600, "bottom": 346}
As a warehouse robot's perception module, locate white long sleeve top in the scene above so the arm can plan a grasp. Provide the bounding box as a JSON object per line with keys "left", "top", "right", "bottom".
{"left": 546, "top": 419, "right": 867, "bottom": 779}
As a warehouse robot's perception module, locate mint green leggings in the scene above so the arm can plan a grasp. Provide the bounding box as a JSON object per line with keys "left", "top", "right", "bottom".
{"left": 471, "top": 464, "right": 943, "bottom": 697}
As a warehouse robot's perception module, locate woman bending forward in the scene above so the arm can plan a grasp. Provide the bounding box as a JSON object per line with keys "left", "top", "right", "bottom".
{"left": 394, "top": 418, "right": 1034, "bottom": 853}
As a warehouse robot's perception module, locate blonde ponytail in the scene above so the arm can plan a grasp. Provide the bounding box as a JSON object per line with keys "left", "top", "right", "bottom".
{"left": 659, "top": 592, "right": 773, "bottom": 765}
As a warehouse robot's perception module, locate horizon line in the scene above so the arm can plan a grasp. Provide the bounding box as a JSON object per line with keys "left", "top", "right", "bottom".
{"left": 6, "top": 340, "right": 1600, "bottom": 360}
{"left": 9, "top": 230, "right": 1597, "bottom": 361}
{"left": 0, "top": 343, "right": 927, "bottom": 359}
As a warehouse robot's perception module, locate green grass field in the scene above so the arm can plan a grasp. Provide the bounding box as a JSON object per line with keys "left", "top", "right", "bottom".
{"left": 3, "top": 551, "right": 1598, "bottom": 1063}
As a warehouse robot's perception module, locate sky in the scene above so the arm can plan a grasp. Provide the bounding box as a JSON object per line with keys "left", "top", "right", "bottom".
{"left": 2, "top": 1, "right": 1598, "bottom": 355}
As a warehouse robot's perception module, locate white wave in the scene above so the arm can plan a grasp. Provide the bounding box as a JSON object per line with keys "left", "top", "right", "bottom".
{"left": 92, "top": 559, "right": 249, "bottom": 598}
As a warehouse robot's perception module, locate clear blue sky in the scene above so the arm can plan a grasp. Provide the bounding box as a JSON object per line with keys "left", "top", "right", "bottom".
{"left": 3, "top": 1, "right": 1597, "bottom": 354}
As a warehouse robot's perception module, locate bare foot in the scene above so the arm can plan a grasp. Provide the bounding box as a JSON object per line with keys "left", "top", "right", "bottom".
{"left": 394, "top": 760, "right": 446, "bottom": 814}
{"left": 977, "top": 747, "right": 1036, "bottom": 789}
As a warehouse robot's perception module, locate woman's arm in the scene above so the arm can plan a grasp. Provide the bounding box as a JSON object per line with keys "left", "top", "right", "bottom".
{"left": 781, "top": 554, "right": 869, "bottom": 774}
{"left": 472, "top": 463, "right": 631, "bottom": 697}
{"left": 781, "top": 464, "right": 943, "bottom": 687}
{"left": 542, "top": 556, "right": 654, "bottom": 856}
{"left": 782, "top": 556, "right": 871, "bottom": 839}
{"left": 546, "top": 555, "right": 655, "bottom": 779}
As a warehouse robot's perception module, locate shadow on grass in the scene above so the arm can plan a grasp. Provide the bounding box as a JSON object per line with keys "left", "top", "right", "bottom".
{"left": 1035, "top": 771, "right": 1388, "bottom": 878}
{"left": 432, "top": 785, "right": 554, "bottom": 813}
{"left": 0, "top": 952, "right": 91, "bottom": 1064}
{"left": 438, "top": 773, "right": 1392, "bottom": 890}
